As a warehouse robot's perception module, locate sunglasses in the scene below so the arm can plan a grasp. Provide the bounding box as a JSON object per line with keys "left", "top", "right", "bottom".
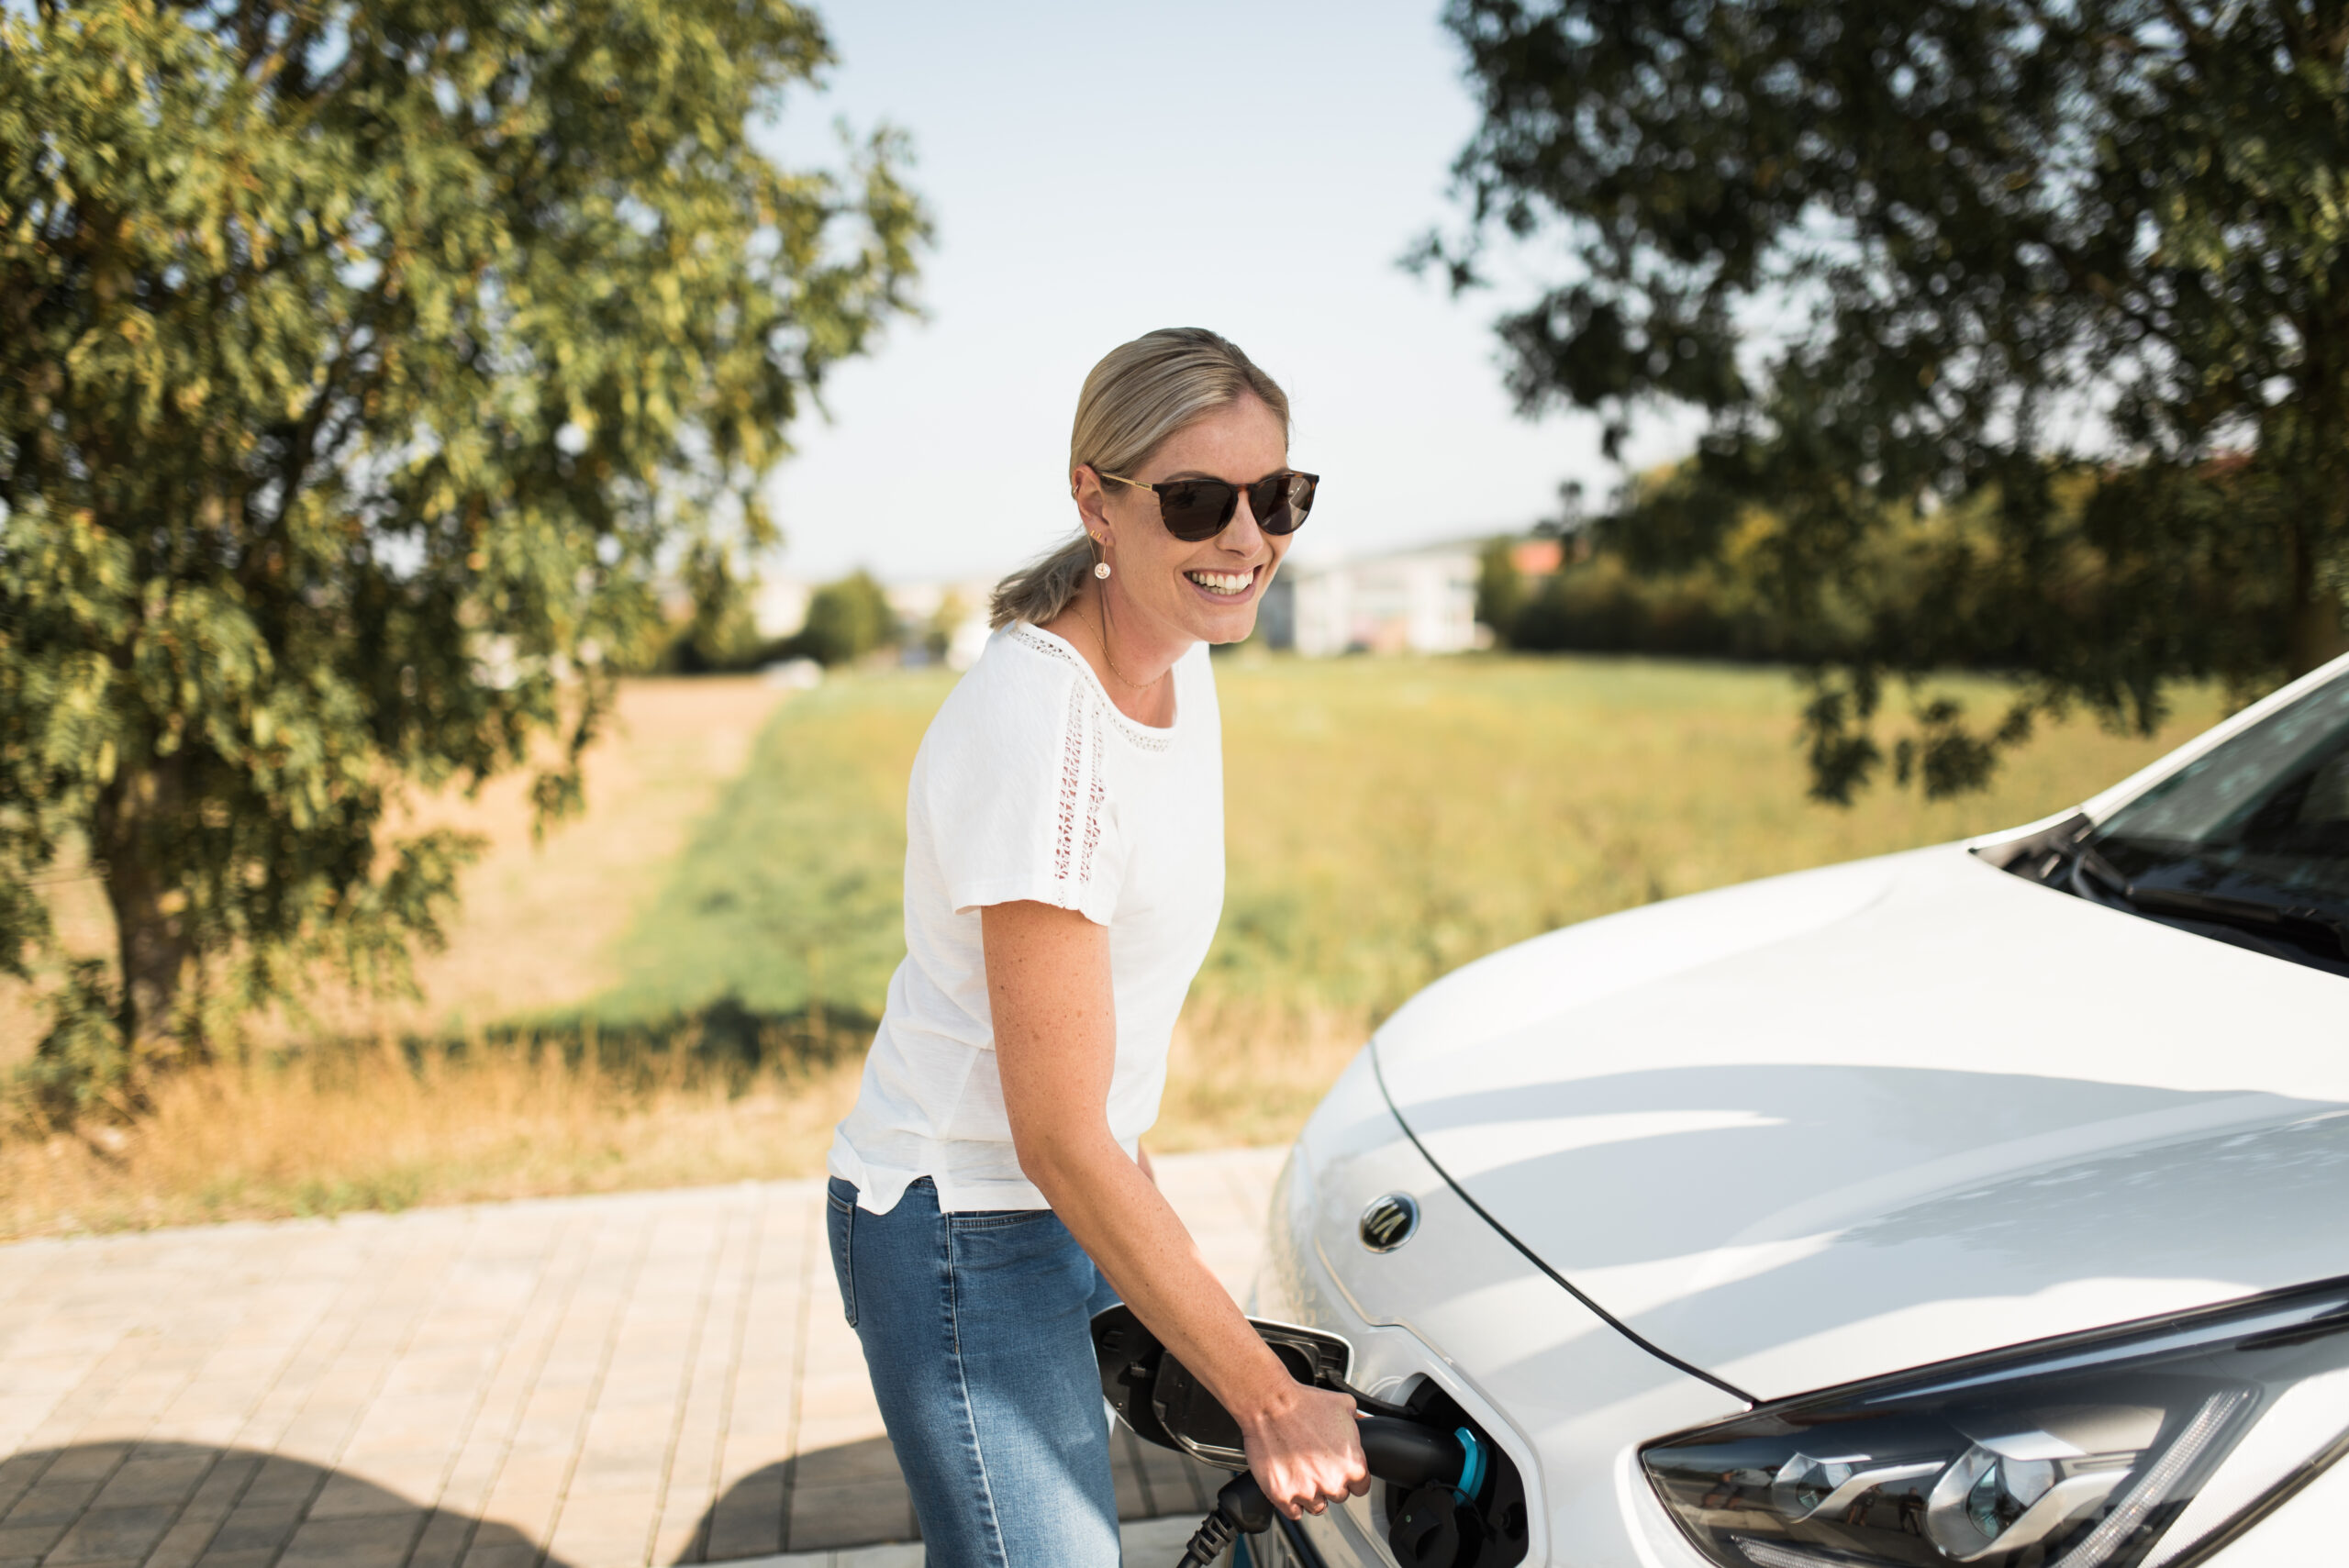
{"left": 1097, "top": 468, "right": 1320, "bottom": 542}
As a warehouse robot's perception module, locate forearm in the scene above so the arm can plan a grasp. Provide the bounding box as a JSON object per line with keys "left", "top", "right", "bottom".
{"left": 981, "top": 898, "right": 1329, "bottom": 1463}
{"left": 1020, "top": 1129, "right": 1297, "bottom": 1429}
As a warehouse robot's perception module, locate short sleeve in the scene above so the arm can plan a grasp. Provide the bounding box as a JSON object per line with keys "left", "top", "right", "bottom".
{"left": 921, "top": 652, "right": 1126, "bottom": 926}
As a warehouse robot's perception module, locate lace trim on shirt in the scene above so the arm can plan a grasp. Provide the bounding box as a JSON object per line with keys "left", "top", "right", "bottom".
{"left": 1082, "top": 698, "right": 1106, "bottom": 885}
{"left": 1052, "top": 681, "right": 1083, "bottom": 892}
{"left": 1007, "top": 624, "right": 1174, "bottom": 753}
{"left": 1045, "top": 679, "right": 1112, "bottom": 906}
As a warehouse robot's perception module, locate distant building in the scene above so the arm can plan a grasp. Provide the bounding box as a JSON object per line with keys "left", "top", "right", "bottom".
{"left": 885, "top": 578, "right": 994, "bottom": 671}
{"left": 1262, "top": 545, "right": 1483, "bottom": 656}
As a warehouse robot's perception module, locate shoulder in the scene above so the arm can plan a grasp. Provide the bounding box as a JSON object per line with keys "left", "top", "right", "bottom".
{"left": 971, "top": 620, "right": 1094, "bottom": 689}
{"left": 945, "top": 623, "right": 1082, "bottom": 708}
{"left": 921, "top": 624, "right": 1088, "bottom": 763}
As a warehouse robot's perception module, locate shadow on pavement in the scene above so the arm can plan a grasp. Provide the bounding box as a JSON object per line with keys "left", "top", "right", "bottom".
{"left": 0, "top": 1440, "right": 556, "bottom": 1568}
{"left": 681, "top": 1427, "right": 1228, "bottom": 1560}
{"left": 1, "top": 1429, "right": 1229, "bottom": 1564}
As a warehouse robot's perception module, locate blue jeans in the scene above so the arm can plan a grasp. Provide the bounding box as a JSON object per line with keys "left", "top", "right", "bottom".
{"left": 828, "top": 1175, "right": 1123, "bottom": 1567}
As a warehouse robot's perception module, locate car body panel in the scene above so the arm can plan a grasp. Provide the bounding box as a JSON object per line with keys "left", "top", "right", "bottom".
{"left": 2147, "top": 1435, "right": 2349, "bottom": 1566}
{"left": 1374, "top": 844, "right": 2349, "bottom": 1400}
{"left": 1253, "top": 1047, "right": 1742, "bottom": 1568}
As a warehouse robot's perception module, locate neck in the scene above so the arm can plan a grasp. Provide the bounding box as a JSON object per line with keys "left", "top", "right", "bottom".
{"left": 1052, "top": 582, "right": 1190, "bottom": 719}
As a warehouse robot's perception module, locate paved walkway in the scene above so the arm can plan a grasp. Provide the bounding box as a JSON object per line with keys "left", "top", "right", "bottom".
{"left": 0, "top": 1150, "right": 1286, "bottom": 1568}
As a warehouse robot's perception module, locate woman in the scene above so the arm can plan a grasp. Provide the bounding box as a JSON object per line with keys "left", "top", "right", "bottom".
{"left": 825, "top": 328, "right": 1366, "bottom": 1565}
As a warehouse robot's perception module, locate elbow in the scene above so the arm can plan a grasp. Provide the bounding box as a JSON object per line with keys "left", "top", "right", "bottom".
{"left": 1011, "top": 1121, "right": 1111, "bottom": 1199}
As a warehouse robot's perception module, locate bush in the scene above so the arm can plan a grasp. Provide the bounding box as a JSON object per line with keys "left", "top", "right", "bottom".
{"left": 780, "top": 571, "right": 896, "bottom": 667}
{"left": 13, "top": 962, "right": 135, "bottom": 1129}
{"left": 1483, "top": 538, "right": 1853, "bottom": 662}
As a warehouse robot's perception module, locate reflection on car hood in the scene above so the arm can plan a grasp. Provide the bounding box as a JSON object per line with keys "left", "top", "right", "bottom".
{"left": 1373, "top": 845, "right": 2349, "bottom": 1401}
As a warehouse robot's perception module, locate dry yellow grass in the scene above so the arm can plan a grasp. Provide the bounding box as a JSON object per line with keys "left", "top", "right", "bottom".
{"left": 0, "top": 1000, "right": 1351, "bottom": 1236}
{"left": 2, "top": 1040, "right": 865, "bottom": 1238}
{"left": 306, "top": 674, "right": 792, "bottom": 1040}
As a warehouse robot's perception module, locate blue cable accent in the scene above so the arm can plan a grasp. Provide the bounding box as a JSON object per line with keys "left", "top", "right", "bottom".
{"left": 1451, "top": 1426, "right": 1486, "bottom": 1505}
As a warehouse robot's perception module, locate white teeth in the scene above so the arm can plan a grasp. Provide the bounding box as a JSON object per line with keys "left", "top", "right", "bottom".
{"left": 1185, "top": 570, "right": 1253, "bottom": 596}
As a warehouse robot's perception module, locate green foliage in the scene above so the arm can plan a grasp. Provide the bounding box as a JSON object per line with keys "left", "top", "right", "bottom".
{"left": 0, "top": 0, "right": 928, "bottom": 1072}
{"left": 1506, "top": 550, "right": 1833, "bottom": 662}
{"left": 786, "top": 569, "right": 896, "bottom": 666}
{"left": 663, "top": 541, "right": 767, "bottom": 674}
{"left": 1431, "top": 0, "right": 2349, "bottom": 799}
{"left": 14, "top": 961, "right": 137, "bottom": 1128}
{"left": 1475, "top": 538, "right": 1529, "bottom": 638}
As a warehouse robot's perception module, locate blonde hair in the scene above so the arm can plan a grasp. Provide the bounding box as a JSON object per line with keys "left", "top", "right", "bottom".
{"left": 989, "top": 328, "right": 1291, "bottom": 629}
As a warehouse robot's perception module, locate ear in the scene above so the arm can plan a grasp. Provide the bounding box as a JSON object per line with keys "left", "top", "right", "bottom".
{"left": 1072, "top": 464, "right": 1116, "bottom": 539}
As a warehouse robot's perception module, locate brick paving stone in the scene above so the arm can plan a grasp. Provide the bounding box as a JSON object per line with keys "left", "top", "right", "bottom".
{"left": 0, "top": 1150, "right": 1287, "bottom": 1565}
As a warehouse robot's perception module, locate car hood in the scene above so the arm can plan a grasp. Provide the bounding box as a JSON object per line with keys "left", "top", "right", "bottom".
{"left": 1373, "top": 844, "right": 2349, "bottom": 1402}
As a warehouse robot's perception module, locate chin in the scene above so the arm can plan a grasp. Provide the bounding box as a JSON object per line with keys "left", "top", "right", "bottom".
{"left": 1202, "top": 606, "right": 1260, "bottom": 645}
{"left": 1173, "top": 598, "right": 1259, "bottom": 645}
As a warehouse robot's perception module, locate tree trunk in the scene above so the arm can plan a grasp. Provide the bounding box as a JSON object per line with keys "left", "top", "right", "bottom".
{"left": 91, "top": 761, "right": 195, "bottom": 1050}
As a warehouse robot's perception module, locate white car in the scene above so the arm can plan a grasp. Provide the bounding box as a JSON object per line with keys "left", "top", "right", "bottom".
{"left": 1243, "top": 653, "right": 2349, "bottom": 1568}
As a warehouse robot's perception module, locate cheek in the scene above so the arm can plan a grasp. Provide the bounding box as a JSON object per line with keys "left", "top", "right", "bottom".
{"left": 1127, "top": 533, "right": 1186, "bottom": 582}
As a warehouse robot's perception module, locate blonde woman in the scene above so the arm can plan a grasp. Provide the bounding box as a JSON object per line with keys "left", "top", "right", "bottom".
{"left": 825, "top": 328, "right": 1364, "bottom": 1563}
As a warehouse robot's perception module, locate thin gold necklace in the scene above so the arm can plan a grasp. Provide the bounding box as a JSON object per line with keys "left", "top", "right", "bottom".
{"left": 1092, "top": 591, "right": 1165, "bottom": 697}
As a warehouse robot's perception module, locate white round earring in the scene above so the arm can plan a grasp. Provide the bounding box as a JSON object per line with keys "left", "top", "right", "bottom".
{"left": 1094, "top": 561, "right": 1111, "bottom": 580}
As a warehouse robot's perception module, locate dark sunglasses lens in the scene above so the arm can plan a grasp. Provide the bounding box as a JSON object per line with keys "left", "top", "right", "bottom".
{"left": 1157, "top": 480, "right": 1238, "bottom": 541}
{"left": 1252, "top": 473, "right": 1315, "bottom": 535}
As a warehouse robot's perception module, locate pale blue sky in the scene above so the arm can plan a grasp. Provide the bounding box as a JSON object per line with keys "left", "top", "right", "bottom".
{"left": 753, "top": 1, "right": 1687, "bottom": 585}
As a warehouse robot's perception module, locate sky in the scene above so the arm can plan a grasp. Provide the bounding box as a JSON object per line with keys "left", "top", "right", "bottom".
{"left": 750, "top": 0, "right": 1691, "bottom": 588}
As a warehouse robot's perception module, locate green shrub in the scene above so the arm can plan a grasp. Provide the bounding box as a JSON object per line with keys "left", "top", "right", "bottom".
{"left": 781, "top": 572, "right": 897, "bottom": 667}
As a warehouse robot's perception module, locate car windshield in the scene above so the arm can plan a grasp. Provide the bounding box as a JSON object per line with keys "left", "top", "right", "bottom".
{"left": 2079, "top": 666, "right": 2349, "bottom": 973}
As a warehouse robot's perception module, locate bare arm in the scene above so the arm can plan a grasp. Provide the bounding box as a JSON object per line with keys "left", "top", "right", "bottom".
{"left": 983, "top": 899, "right": 1367, "bottom": 1519}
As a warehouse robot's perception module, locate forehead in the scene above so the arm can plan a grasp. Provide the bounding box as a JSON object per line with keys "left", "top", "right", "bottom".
{"left": 1148, "top": 395, "right": 1286, "bottom": 478}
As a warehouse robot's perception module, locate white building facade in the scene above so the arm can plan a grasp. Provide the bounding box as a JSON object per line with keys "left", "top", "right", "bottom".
{"left": 1262, "top": 545, "right": 1482, "bottom": 656}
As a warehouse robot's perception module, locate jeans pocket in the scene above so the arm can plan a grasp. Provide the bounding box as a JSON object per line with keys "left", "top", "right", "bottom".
{"left": 826, "top": 1178, "right": 858, "bottom": 1327}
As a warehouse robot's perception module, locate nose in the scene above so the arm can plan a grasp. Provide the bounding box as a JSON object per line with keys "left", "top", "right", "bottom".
{"left": 1219, "top": 489, "right": 1267, "bottom": 555}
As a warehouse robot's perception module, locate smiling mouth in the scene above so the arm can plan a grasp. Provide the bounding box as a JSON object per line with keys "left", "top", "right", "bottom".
{"left": 1185, "top": 568, "right": 1257, "bottom": 598}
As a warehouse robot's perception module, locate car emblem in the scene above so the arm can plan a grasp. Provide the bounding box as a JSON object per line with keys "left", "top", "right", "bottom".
{"left": 1359, "top": 1193, "right": 1419, "bottom": 1252}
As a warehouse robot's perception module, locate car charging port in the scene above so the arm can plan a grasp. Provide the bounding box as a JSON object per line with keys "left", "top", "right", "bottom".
{"left": 1377, "top": 1380, "right": 1527, "bottom": 1568}
{"left": 1090, "top": 1306, "right": 1527, "bottom": 1568}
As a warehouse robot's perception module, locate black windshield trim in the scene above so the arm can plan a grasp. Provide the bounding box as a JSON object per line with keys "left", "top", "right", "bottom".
{"left": 1976, "top": 814, "right": 2349, "bottom": 978}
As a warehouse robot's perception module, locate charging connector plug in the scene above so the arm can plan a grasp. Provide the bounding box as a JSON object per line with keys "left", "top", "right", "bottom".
{"left": 1177, "top": 1473, "right": 1274, "bottom": 1568}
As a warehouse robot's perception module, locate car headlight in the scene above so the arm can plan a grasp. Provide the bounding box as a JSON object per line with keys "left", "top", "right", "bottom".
{"left": 1642, "top": 1278, "right": 2349, "bottom": 1568}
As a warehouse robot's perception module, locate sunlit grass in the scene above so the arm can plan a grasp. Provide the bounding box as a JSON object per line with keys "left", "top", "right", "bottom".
{"left": 1201, "top": 654, "right": 2217, "bottom": 1016}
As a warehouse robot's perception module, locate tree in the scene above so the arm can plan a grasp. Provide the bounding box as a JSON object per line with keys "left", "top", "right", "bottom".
{"left": 0, "top": 0, "right": 925, "bottom": 1064}
{"left": 1475, "top": 537, "right": 1530, "bottom": 640}
{"left": 790, "top": 570, "right": 895, "bottom": 667}
{"left": 1428, "top": 0, "right": 2349, "bottom": 800}
{"left": 668, "top": 540, "right": 766, "bottom": 674}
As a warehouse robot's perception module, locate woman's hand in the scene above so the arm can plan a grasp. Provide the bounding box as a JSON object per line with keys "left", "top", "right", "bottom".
{"left": 1237, "top": 1382, "right": 1369, "bottom": 1521}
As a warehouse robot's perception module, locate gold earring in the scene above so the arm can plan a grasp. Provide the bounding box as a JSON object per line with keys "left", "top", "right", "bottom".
{"left": 1093, "top": 538, "right": 1110, "bottom": 579}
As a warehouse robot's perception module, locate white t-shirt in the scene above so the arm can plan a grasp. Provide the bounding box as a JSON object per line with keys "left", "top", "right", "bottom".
{"left": 826, "top": 622, "right": 1225, "bottom": 1215}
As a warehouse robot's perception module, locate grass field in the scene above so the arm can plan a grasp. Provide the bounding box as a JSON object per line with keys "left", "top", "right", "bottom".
{"left": 1, "top": 654, "right": 2223, "bottom": 1236}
